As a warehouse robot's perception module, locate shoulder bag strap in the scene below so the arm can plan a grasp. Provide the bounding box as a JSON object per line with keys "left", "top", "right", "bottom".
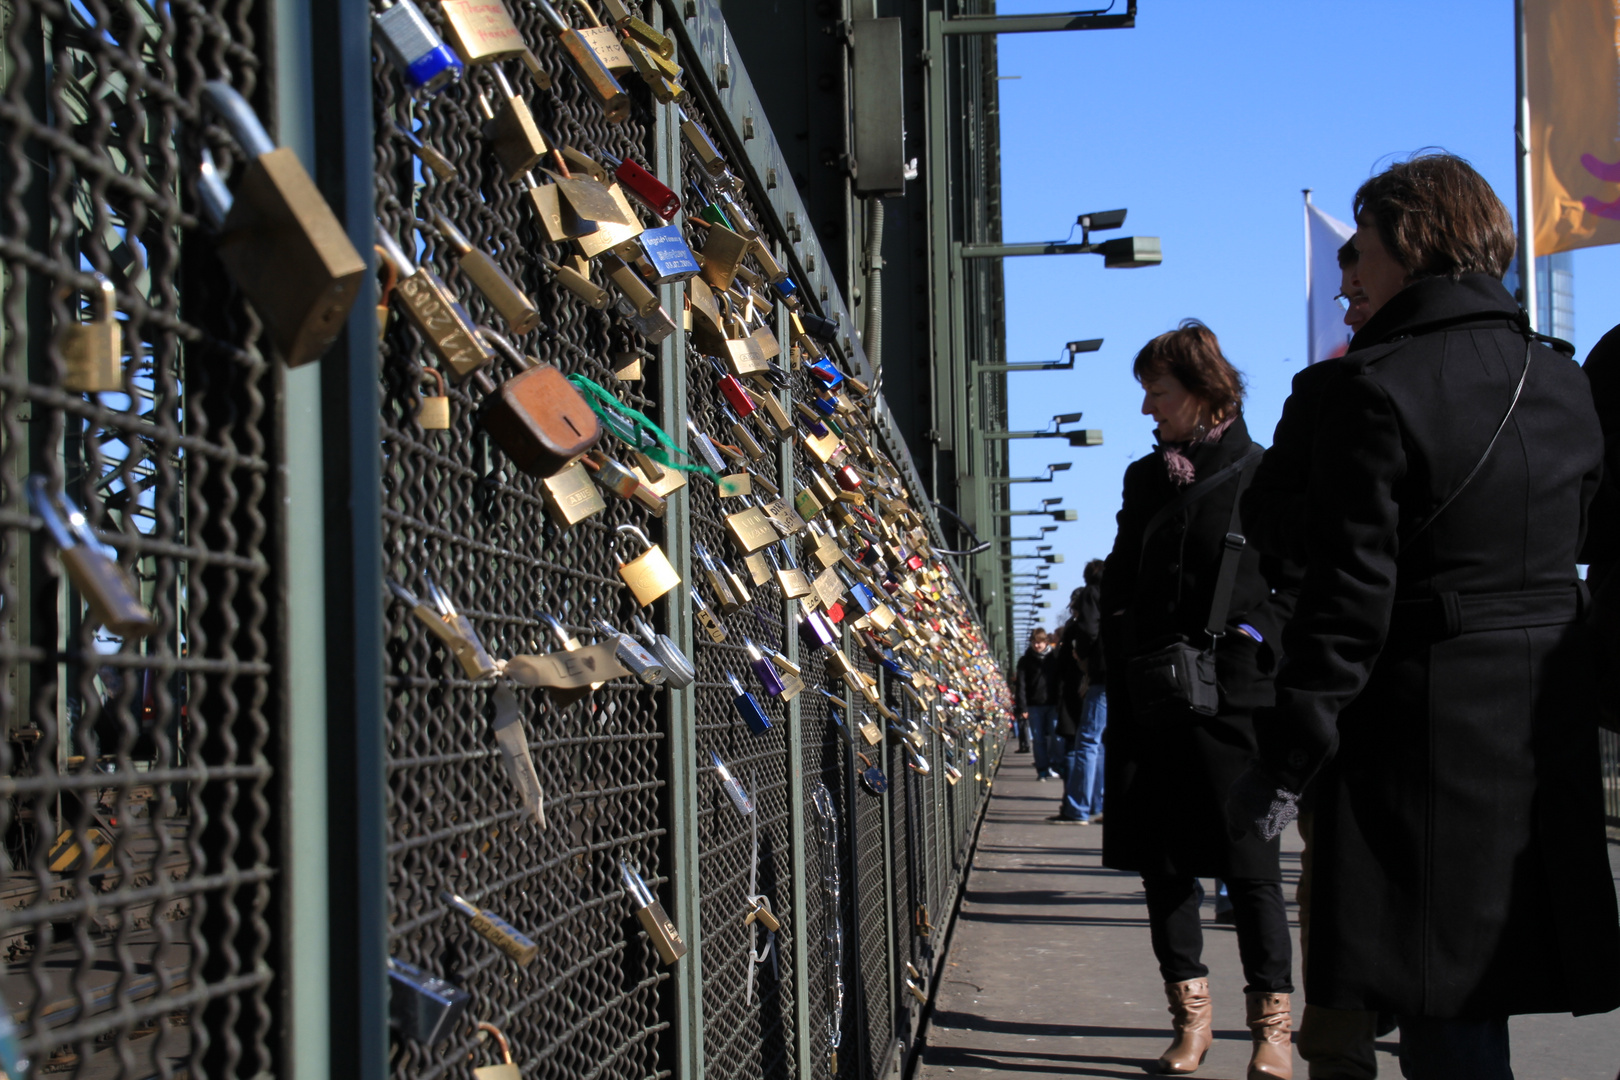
{"left": 1204, "top": 458, "right": 1259, "bottom": 639}
{"left": 1404, "top": 334, "right": 1535, "bottom": 545}
{"left": 1137, "top": 445, "right": 1264, "bottom": 570}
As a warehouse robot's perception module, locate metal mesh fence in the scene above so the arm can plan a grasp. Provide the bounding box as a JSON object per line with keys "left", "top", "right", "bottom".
{"left": 0, "top": 1, "right": 1010, "bottom": 1078}
{"left": 0, "top": 2, "right": 283, "bottom": 1078}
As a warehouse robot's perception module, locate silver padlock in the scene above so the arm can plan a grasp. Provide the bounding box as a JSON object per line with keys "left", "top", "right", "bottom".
{"left": 593, "top": 618, "right": 666, "bottom": 685}
{"left": 632, "top": 615, "right": 695, "bottom": 689}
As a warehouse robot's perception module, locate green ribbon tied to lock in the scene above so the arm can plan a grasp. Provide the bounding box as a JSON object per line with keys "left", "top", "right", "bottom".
{"left": 567, "top": 374, "right": 717, "bottom": 481}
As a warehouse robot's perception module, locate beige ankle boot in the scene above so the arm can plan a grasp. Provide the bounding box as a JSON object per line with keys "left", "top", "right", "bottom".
{"left": 1245, "top": 991, "right": 1293, "bottom": 1079}
{"left": 1156, "top": 978, "right": 1212, "bottom": 1074}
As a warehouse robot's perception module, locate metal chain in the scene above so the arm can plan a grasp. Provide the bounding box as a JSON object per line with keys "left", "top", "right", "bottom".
{"left": 810, "top": 781, "right": 844, "bottom": 1065}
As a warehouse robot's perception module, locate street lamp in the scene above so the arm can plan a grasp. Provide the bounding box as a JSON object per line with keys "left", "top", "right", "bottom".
{"left": 991, "top": 462, "right": 1073, "bottom": 485}
{"left": 958, "top": 208, "right": 1162, "bottom": 268}
{"left": 985, "top": 413, "right": 1104, "bottom": 448}
{"left": 974, "top": 338, "right": 1103, "bottom": 374}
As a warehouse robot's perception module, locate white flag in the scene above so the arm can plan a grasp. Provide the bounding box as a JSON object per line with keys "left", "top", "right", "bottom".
{"left": 1305, "top": 199, "right": 1355, "bottom": 364}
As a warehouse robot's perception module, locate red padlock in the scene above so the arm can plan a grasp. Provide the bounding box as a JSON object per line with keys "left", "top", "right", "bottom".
{"left": 603, "top": 151, "right": 681, "bottom": 220}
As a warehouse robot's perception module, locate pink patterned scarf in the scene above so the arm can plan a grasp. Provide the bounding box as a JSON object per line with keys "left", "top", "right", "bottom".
{"left": 1161, "top": 415, "right": 1236, "bottom": 487}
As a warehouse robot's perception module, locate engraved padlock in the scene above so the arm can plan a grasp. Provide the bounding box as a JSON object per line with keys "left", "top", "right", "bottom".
{"left": 419, "top": 368, "right": 451, "bottom": 430}
{"left": 375, "top": 228, "right": 494, "bottom": 378}
{"left": 194, "top": 82, "right": 366, "bottom": 367}
{"left": 593, "top": 618, "right": 665, "bottom": 686}
{"left": 535, "top": 0, "right": 631, "bottom": 122}
{"left": 444, "top": 891, "right": 539, "bottom": 966}
{"left": 541, "top": 460, "right": 608, "bottom": 529}
{"left": 614, "top": 524, "right": 680, "bottom": 607}
{"left": 633, "top": 615, "right": 695, "bottom": 689}
{"left": 27, "top": 475, "right": 156, "bottom": 638}
{"left": 690, "top": 586, "right": 729, "bottom": 644}
{"left": 440, "top": 0, "right": 528, "bottom": 64}
{"left": 621, "top": 859, "right": 687, "bottom": 965}
{"left": 60, "top": 274, "right": 123, "bottom": 393}
{"left": 473, "top": 1022, "right": 522, "bottom": 1080}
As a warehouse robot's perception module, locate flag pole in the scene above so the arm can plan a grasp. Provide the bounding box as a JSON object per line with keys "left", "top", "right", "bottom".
{"left": 1303, "top": 189, "right": 1313, "bottom": 365}
{"left": 1514, "top": 0, "right": 1538, "bottom": 331}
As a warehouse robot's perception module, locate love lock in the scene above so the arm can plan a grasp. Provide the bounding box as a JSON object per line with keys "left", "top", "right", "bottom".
{"left": 743, "top": 894, "right": 781, "bottom": 933}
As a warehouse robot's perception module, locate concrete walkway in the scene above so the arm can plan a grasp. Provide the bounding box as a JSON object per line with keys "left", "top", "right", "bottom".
{"left": 917, "top": 752, "right": 1620, "bottom": 1080}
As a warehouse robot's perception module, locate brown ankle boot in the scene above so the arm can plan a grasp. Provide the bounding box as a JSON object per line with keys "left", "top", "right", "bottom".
{"left": 1245, "top": 991, "right": 1293, "bottom": 1079}
{"left": 1156, "top": 978, "right": 1212, "bottom": 1074}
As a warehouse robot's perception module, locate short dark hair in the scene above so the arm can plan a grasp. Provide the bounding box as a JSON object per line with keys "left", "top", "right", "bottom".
{"left": 1336, "top": 239, "right": 1358, "bottom": 269}
{"left": 1029, "top": 628, "right": 1048, "bottom": 645}
{"left": 1083, "top": 558, "right": 1104, "bottom": 586}
{"left": 1352, "top": 153, "right": 1515, "bottom": 281}
{"left": 1131, "top": 319, "right": 1246, "bottom": 422}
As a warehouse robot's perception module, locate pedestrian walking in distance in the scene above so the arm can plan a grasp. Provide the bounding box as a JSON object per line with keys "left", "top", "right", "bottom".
{"left": 1100, "top": 320, "right": 1302, "bottom": 1078}
{"left": 1014, "top": 628, "right": 1063, "bottom": 780}
{"left": 1230, "top": 152, "right": 1620, "bottom": 1080}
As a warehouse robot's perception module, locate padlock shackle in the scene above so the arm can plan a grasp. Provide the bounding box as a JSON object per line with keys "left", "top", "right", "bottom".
{"left": 475, "top": 1022, "right": 514, "bottom": 1065}
{"left": 201, "top": 81, "right": 276, "bottom": 160}
{"left": 374, "top": 227, "right": 419, "bottom": 279}
{"left": 488, "top": 62, "right": 519, "bottom": 100}
{"left": 477, "top": 327, "right": 537, "bottom": 370}
{"left": 724, "top": 670, "right": 745, "bottom": 696}
{"left": 615, "top": 522, "right": 653, "bottom": 553}
{"left": 26, "top": 475, "right": 79, "bottom": 550}
{"left": 421, "top": 367, "right": 447, "bottom": 397}
{"left": 427, "top": 207, "right": 475, "bottom": 258}
{"left": 533, "top": 0, "right": 569, "bottom": 33}
{"left": 534, "top": 612, "right": 573, "bottom": 647}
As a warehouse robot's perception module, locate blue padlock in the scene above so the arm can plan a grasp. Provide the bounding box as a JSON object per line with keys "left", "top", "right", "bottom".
{"left": 727, "top": 671, "right": 773, "bottom": 735}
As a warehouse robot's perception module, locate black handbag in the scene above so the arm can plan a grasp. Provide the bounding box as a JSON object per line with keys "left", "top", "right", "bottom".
{"left": 1125, "top": 448, "right": 1259, "bottom": 725}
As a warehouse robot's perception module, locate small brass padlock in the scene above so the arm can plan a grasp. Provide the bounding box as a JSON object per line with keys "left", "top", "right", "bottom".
{"left": 27, "top": 475, "right": 156, "bottom": 638}
{"left": 473, "top": 1022, "right": 522, "bottom": 1080}
{"left": 614, "top": 524, "right": 680, "bottom": 607}
{"left": 419, "top": 368, "right": 451, "bottom": 430}
{"left": 744, "top": 895, "right": 782, "bottom": 933}
{"left": 61, "top": 274, "right": 123, "bottom": 393}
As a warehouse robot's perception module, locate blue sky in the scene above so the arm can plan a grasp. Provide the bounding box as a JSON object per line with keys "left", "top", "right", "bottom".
{"left": 994, "top": 0, "right": 1620, "bottom": 630}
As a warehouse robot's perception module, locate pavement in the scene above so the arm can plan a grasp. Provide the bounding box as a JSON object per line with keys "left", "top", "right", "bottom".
{"left": 915, "top": 750, "right": 1620, "bottom": 1080}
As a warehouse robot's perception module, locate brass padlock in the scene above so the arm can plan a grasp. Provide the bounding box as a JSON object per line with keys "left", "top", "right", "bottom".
{"left": 725, "top": 504, "right": 778, "bottom": 555}
{"left": 387, "top": 574, "right": 498, "bottom": 680}
{"left": 474, "top": 1022, "right": 522, "bottom": 1080}
{"left": 858, "top": 713, "right": 884, "bottom": 747}
{"left": 679, "top": 108, "right": 726, "bottom": 175}
{"left": 440, "top": 0, "right": 528, "bottom": 64}
{"left": 428, "top": 207, "right": 540, "bottom": 334}
{"left": 195, "top": 82, "right": 365, "bottom": 367}
{"left": 690, "top": 586, "right": 729, "bottom": 644}
{"left": 419, "top": 368, "right": 451, "bottom": 430}
{"left": 60, "top": 274, "right": 122, "bottom": 393}
{"left": 444, "top": 892, "right": 539, "bottom": 965}
{"left": 745, "top": 895, "right": 783, "bottom": 933}
{"left": 573, "top": 182, "right": 645, "bottom": 260}
{"left": 697, "top": 220, "right": 751, "bottom": 291}
{"left": 599, "top": 252, "right": 658, "bottom": 317}
{"left": 742, "top": 551, "right": 771, "bottom": 587}
{"left": 526, "top": 175, "right": 600, "bottom": 242}
{"left": 541, "top": 461, "right": 607, "bottom": 529}
{"left": 542, "top": 255, "right": 611, "bottom": 309}
{"left": 577, "top": 24, "right": 633, "bottom": 75}
{"left": 477, "top": 66, "right": 548, "bottom": 181}
{"left": 602, "top": 0, "right": 675, "bottom": 57}
{"left": 535, "top": 0, "right": 632, "bottom": 122}
{"left": 614, "top": 524, "right": 680, "bottom": 607}
{"left": 27, "top": 476, "right": 156, "bottom": 638}
{"left": 376, "top": 228, "right": 493, "bottom": 378}
{"left": 622, "top": 859, "right": 687, "bottom": 965}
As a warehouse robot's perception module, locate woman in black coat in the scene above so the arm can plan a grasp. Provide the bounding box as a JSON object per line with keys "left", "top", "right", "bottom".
{"left": 1100, "top": 320, "right": 1301, "bottom": 1078}
{"left": 1232, "top": 154, "right": 1620, "bottom": 1080}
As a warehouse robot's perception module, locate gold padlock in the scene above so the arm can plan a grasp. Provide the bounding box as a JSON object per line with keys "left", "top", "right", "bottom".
{"left": 725, "top": 504, "right": 778, "bottom": 555}
{"left": 61, "top": 274, "right": 122, "bottom": 393}
{"left": 744, "top": 895, "right": 783, "bottom": 933}
{"left": 742, "top": 551, "right": 771, "bottom": 587}
{"left": 541, "top": 461, "right": 607, "bottom": 529}
{"left": 27, "top": 475, "right": 156, "bottom": 639}
{"left": 441, "top": 0, "right": 528, "bottom": 64}
{"left": 474, "top": 1022, "right": 522, "bottom": 1080}
{"left": 419, "top": 368, "right": 451, "bottom": 430}
{"left": 615, "top": 524, "right": 680, "bottom": 607}
{"left": 477, "top": 68, "right": 549, "bottom": 182}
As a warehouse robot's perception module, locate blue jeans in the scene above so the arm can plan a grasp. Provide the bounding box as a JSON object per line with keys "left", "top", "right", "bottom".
{"left": 1397, "top": 1016, "right": 1511, "bottom": 1079}
{"left": 1061, "top": 686, "right": 1106, "bottom": 819}
{"left": 1026, "top": 704, "right": 1060, "bottom": 775}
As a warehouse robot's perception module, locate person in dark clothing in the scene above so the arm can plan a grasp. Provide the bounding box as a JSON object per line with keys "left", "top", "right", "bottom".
{"left": 1013, "top": 628, "right": 1062, "bottom": 778}
{"left": 1229, "top": 154, "right": 1620, "bottom": 1080}
{"left": 1244, "top": 239, "right": 1384, "bottom": 1080}
{"left": 1052, "top": 562, "right": 1108, "bottom": 823}
{"left": 1580, "top": 322, "right": 1620, "bottom": 585}
{"left": 1100, "top": 320, "right": 1302, "bottom": 1078}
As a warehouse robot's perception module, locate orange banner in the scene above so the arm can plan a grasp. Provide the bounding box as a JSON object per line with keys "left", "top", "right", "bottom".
{"left": 1529, "top": 0, "right": 1620, "bottom": 255}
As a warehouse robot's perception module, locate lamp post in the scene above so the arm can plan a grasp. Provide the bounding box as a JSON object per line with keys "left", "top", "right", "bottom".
{"left": 974, "top": 338, "right": 1102, "bottom": 375}
{"left": 984, "top": 413, "right": 1104, "bottom": 448}
{"left": 990, "top": 462, "right": 1072, "bottom": 485}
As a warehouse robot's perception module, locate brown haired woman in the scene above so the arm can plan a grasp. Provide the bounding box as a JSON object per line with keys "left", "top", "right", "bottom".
{"left": 1231, "top": 153, "right": 1620, "bottom": 1079}
{"left": 1100, "top": 320, "right": 1301, "bottom": 1077}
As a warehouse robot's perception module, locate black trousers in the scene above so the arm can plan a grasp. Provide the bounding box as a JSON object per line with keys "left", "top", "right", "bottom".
{"left": 1142, "top": 874, "right": 1293, "bottom": 993}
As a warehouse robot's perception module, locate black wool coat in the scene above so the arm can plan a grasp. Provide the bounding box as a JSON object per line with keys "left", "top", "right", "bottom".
{"left": 1099, "top": 415, "right": 1301, "bottom": 881}
{"left": 1257, "top": 274, "right": 1620, "bottom": 1019}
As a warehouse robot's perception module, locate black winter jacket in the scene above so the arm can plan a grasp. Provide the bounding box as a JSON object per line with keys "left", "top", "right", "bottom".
{"left": 1013, "top": 646, "right": 1057, "bottom": 711}
{"left": 1255, "top": 274, "right": 1619, "bottom": 1019}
